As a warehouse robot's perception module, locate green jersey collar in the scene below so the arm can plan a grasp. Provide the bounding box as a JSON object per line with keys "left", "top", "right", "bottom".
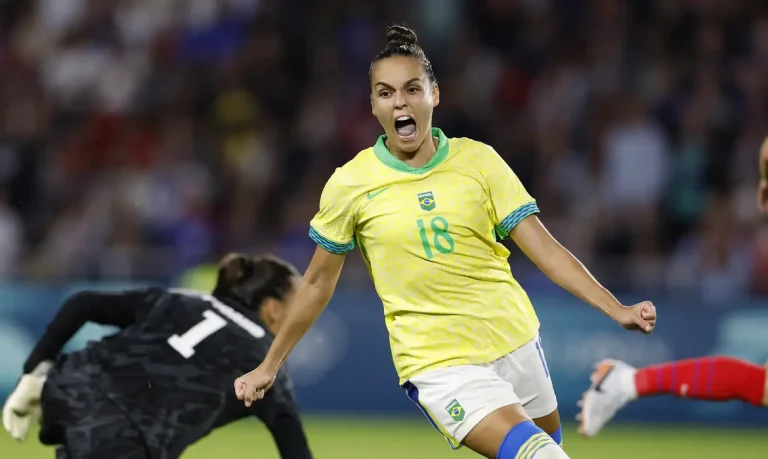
{"left": 373, "top": 127, "right": 449, "bottom": 174}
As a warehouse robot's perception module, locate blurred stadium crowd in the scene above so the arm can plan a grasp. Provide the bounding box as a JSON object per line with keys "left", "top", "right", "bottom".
{"left": 0, "top": 0, "right": 767, "bottom": 302}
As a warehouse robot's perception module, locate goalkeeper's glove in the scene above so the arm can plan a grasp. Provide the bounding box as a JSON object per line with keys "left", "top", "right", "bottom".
{"left": 2, "top": 361, "right": 52, "bottom": 443}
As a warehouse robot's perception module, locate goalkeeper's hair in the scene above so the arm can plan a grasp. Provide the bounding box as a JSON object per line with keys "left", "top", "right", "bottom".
{"left": 213, "top": 253, "right": 299, "bottom": 311}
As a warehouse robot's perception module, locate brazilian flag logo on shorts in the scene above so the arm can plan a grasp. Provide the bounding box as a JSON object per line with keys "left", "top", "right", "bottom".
{"left": 445, "top": 399, "right": 465, "bottom": 422}
{"left": 418, "top": 191, "right": 436, "bottom": 211}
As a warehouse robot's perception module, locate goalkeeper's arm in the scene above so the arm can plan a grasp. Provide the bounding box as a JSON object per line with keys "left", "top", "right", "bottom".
{"left": 22, "top": 289, "right": 157, "bottom": 373}
{"left": 5, "top": 289, "right": 160, "bottom": 442}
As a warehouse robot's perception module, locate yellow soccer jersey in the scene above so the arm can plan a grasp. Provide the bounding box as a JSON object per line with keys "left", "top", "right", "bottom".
{"left": 309, "top": 128, "right": 541, "bottom": 384}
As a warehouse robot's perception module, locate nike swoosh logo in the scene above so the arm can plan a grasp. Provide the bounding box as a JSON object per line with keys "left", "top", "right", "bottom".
{"left": 593, "top": 366, "right": 616, "bottom": 393}
{"left": 367, "top": 187, "right": 391, "bottom": 200}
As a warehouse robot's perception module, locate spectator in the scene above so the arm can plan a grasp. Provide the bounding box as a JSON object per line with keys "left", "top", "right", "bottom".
{"left": 0, "top": 0, "right": 762, "bottom": 303}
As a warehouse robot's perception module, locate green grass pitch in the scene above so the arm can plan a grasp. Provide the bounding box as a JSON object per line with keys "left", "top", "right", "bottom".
{"left": 3, "top": 418, "right": 766, "bottom": 458}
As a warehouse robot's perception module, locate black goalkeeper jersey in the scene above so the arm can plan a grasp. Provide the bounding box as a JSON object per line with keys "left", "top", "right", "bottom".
{"left": 26, "top": 288, "right": 311, "bottom": 458}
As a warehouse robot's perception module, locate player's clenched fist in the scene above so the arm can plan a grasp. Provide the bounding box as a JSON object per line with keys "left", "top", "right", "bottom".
{"left": 234, "top": 365, "right": 277, "bottom": 407}
{"left": 612, "top": 301, "right": 657, "bottom": 334}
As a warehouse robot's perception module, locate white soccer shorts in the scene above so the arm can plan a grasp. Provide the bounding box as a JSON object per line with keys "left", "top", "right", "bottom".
{"left": 402, "top": 334, "right": 557, "bottom": 449}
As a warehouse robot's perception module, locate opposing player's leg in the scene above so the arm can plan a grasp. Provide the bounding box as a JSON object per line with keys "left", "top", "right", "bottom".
{"left": 404, "top": 359, "right": 569, "bottom": 458}
{"left": 579, "top": 357, "right": 768, "bottom": 437}
{"left": 632, "top": 356, "right": 767, "bottom": 405}
{"left": 764, "top": 361, "right": 768, "bottom": 406}
{"left": 577, "top": 360, "right": 636, "bottom": 438}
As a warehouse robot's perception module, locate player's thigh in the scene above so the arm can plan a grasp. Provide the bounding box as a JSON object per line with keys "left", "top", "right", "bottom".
{"left": 62, "top": 393, "right": 150, "bottom": 459}
{"left": 40, "top": 360, "right": 117, "bottom": 426}
{"left": 496, "top": 334, "right": 560, "bottom": 434}
{"left": 404, "top": 363, "right": 525, "bottom": 450}
{"left": 62, "top": 443, "right": 149, "bottom": 459}
{"left": 462, "top": 404, "right": 531, "bottom": 458}
{"left": 65, "top": 417, "right": 150, "bottom": 459}
{"left": 532, "top": 410, "right": 561, "bottom": 436}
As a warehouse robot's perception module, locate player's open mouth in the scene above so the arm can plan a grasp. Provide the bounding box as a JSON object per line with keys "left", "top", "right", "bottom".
{"left": 395, "top": 115, "right": 417, "bottom": 141}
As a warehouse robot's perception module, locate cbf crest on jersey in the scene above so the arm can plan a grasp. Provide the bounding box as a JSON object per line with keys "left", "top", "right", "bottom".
{"left": 418, "top": 191, "right": 436, "bottom": 211}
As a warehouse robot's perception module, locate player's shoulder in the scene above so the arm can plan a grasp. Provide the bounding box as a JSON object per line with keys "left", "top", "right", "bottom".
{"left": 166, "top": 288, "right": 208, "bottom": 302}
{"left": 447, "top": 136, "right": 498, "bottom": 159}
{"left": 168, "top": 289, "right": 272, "bottom": 339}
{"left": 321, "top": 146, "right": 383, "bottom": 195}
{"left": 151, "top": 288, "right": 209, "bottom": 314}
{"left": 445, "top": 136, "right": 504, "bottom": 176}
{"left": 334, "top": 146, "right": 377, "bottom": 180}
{"left": 97, "top": 286, "right": 166, "bottom": 303}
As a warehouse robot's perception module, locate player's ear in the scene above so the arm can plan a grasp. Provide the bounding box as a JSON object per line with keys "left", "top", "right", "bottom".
{"left": 370, "top": 93, "right": 376, "bottom": 116}
{"left": 431, "top": 84, "right": 440, "bottom": 108}
{"left": 258, "top": 298, "right": 284, "bottom": 333}
{"left": 260, "top": 298, "right": 276, "bottom": 318}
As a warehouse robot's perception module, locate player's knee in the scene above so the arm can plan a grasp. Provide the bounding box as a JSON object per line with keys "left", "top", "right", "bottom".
{"left": 497, "top": 420, "right": 565, "bottom": 459}
{"left": 532, "top": 410, "right": 561, "bottom": 445}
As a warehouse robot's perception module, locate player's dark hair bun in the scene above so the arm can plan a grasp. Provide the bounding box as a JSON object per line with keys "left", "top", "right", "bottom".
{"left": 217, "top": 253, "right": 253, "bottom": 286}
{"left": 371, "top": 24, "right": 437, "bottom": 89}
{"left": 214, "top": 253, "right": 299, "bottom": 311}
{"left": 385, "top": 25, "right": 418, "bottom": 47}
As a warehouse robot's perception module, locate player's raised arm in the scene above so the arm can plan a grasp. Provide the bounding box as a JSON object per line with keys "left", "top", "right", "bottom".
{"left": 235, "top": 247, "right": 345, "bottom": 406}
{"left": 482, "top": 147, "right": 656, "bottom": 334}
{"left": 510, "top": 217, "right": 655, "bottom": 333}
{"left": 758, "top": 136, "right": 768, "bottom": 214}
{"left": 236, "top": 170, "right": 355, "bottom": 406}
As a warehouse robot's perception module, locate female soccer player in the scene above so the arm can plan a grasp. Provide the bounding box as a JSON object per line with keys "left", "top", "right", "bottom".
{"left": 235, "top": 25, "right": 656, "bottom": 459}
{"left": 3, "top": 253, "right": 312, "bottom": 458}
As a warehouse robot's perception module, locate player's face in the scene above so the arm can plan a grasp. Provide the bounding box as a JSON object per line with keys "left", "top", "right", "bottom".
{"left": 370, "top": 55, "right": 440, "bottom": 154}
{"left": 260, "top": 276, "right": 300, "bottom": 334}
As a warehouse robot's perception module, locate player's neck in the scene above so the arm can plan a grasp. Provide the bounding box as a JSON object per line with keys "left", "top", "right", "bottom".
{"left": 388, "top": 134, "right": 438, "bottom": 168}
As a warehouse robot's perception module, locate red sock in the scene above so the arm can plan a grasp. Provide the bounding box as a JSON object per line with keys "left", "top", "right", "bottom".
{"left": 634, "top": 356, "right": 766, "bottom": 406}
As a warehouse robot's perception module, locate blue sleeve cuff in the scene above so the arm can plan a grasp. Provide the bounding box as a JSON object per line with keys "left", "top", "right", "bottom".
{"left": 308, "top": 226, "right": 355, "bottom": 254}
{"left": 495, "top": 202, "right": 540, "bottom": 239}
